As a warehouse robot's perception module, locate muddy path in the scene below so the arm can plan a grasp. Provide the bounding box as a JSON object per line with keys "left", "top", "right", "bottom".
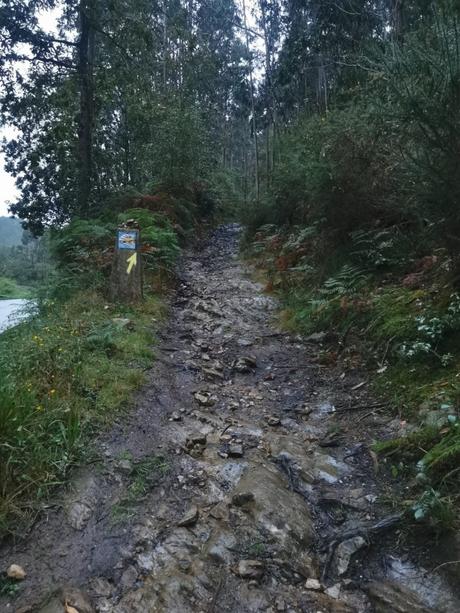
{"left": 1, "top": 225, "right": 459, "bottom": 613}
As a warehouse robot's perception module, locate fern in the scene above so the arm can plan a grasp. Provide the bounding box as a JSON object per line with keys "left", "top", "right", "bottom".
{"left": 320, "top": 264, "right": 369, "bottom": 298}
{"left": 422, "top": 428, "right": 460, "bottom": 474}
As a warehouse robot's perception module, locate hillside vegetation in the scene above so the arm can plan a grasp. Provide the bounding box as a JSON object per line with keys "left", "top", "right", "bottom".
{"left": 243, "top": 1, "right": 460, "bottom": 528}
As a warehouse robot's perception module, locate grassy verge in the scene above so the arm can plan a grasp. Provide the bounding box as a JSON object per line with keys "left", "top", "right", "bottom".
{"left": 0, "top": 290, "right": 164, "bottom": 535}
{"left": 0, "top": 276, "right": 33, "bottom": 299}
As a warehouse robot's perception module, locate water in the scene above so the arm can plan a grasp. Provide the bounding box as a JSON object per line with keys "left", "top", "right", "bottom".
{"left": 0, "top": 299, "right": 30, "bottom": 333}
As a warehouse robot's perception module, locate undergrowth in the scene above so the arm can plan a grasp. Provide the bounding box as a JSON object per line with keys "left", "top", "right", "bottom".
{"left": 0, "top": 276, "right": 32, "bottom": 300}
{"left": 248, "top": 224, "right": 460, "bottom": 530}
{"left": 0, "top": 291, "right": 164, "bottom": 535}
{"left": 0, "top": 204, "right": 183, "bottom": 536}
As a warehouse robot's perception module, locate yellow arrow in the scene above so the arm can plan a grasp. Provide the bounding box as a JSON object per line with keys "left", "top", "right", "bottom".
{"left": 126, "top": 252, "right": 137, "bottom": 275}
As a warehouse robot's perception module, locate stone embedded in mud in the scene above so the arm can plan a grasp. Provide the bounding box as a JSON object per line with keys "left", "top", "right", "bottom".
{"left": 306, "top": 331, "right": 327, "bottom": 344}
{"left": 6, "top": 563, "right": 26, "bottom": 580}
{"left": 193, "top": 391, "right": 217, "bottom": 406}
{"left": 228, "top": 443, "right": 244, "bottom": 457}
{"left": 202, "top": 367, "right": 224, "bottom": 380}
{"left": 90, "top": 577, "right": 113, "bottom": 598}
{"left": 305, "top": 578, "right": 322, "bottom": 591}
{"left": 38, "top": 587, "right": 94, "bottom": 613}
{"left": 186, "top": 432, "right": 207, "bottom": 447}
{"left": 325, "top": 583, "right": 341, "bottom": 599}
{"left": 231, "top": 491, "right": 255, "bottom": 507}
{"left": 367, "top": 580, "right": 433, "bottom": 613}
{"left": 117, "top": 458, "right": 133, "bottom": 473}
{"left": 177, "top": 505, "right": 199, "bottom": 527}
{"left": 207, "top": 531, "right": 237, "bottom": 564}
{"left": 335, "top": 536, "right": 366, "bottom": 576}
{"left": 236, "top": 559, "right": 264, "bottom": 580}
{"left": 210, "top": 501, "right": 229, "bottom": 521}
{"left": 233, "top": 356, "right": 257, "bottom": 373}
{"left": 120, "top": 565, "right": 139, "bottom": 589}
{"left": 67, "top": 501, "right": 93, "bottom": 531}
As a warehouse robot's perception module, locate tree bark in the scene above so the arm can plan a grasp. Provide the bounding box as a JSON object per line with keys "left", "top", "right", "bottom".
{"left": 77, "top": 0, "right": 95, "bottom": 218}
{"left": 242, "top": 0, "right": 260, "bottom": 202}
{"left": 391, "top": 0, "right": 404, "bottom": 41}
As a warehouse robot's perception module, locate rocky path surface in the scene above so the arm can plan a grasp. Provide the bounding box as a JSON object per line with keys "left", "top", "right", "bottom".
{"left": 2, "top": 225, "right": 460, "bottom": 612}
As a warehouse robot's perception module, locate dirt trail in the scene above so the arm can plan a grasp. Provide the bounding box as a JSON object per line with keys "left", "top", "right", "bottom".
{"left": 1, "top": 225, "right": 459, "bottom": 612}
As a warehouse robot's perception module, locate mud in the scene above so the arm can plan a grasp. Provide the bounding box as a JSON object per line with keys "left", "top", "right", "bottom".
{"left": 1, "top": 225, "right": 459, "bottom": 612}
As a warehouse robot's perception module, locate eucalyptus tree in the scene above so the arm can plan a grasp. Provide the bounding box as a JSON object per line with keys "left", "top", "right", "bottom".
{"left": 1, "top": 0, "right": 247, "bottom": 233}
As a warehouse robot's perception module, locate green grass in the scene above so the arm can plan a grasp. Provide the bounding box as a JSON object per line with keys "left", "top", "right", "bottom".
{"left": 0, "top": 290, "right": 164, "bottom": 535}
{"left": 0, "top": 276, "right": 33, "bottom": 299}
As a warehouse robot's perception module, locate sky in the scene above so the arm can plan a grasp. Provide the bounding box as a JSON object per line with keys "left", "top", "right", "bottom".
{"left": 0, "top": 1, "right": 261, "bottom": 217}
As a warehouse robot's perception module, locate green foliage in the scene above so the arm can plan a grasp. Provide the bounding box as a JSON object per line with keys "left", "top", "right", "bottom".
{"left": 117, "top": 209, "right": 180, "bottom": 273}
{"left": 1, "top": 0, "right": 247, "bottom": 233}
{"left": 0, "top": 276, "right": 31, "bottom": 299}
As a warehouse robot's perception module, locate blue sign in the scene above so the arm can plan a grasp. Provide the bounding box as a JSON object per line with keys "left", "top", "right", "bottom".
{"left": 117, "top": 229, "right": 138, "bottom": 251}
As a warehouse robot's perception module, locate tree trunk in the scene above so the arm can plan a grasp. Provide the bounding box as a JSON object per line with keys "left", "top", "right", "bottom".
{"left": 391, "top": 0, "right": 404, "bottom": 41}
{"left": 242, "top": 0, "right": 260, "bottom": 202}
{"left": 77, "top": 0, "right": 95, "bottom": 218}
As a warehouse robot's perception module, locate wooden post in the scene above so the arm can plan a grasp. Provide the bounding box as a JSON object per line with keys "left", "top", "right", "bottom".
{"left": 110, "top": 226, "right": 143, "bottom": 302}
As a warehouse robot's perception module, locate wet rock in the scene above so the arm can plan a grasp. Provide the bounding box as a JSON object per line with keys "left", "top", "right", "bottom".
{"left": 233, "top": 356, "right": 257, "bottom": 373}
{"left": 236, "top": 559, "right": 264, "bottom": 580}
{"left": 6, "top": 563, "right": 26, "bottom": 580}
{"left": 193, "top": 391, "right": 217, "bottom": 407}
{"left": 38, "top": 587, "right": 94, "bottom": 613}
{"left": 325, "top": 583, "right": 341, "bottom": 599}
{"left": 90, "top": 577, "right": 113, "bottom": 598}
{"left": 275, "top": 596, "right": 286, "bottom": 611}
{"left": 319, "top": 431, "right": 342, "bottom": 448}
{"left": 177, "top": 506, "right": 199, "bottom": 527}
{"left": 68, "top": 501, "right": 93, "bottom": 530}
{"left": 367, "top": 580, "right": 432, "bottom": 613}
{"left": 120, "top": 565, "right": 138, "bottom": 589}
{"left": 202, "top": 367, "right": 224, "bottom": 380}
{"left": 186, "top": 432, "right": 207, "bottom": 447}
{"left": 306, "top": 331, "right": 327, "bottom": 344}
{"left": 207, "top": 531, "right": 237, "bottom": 564}
{"left": 210, "top": 501, "right": 229, "bottom": 521}
{"left": 228, "top": 444, "right": 244, "bottom": 458}
{"left": 237, "top": 338, "right": 253, "bottom": 347}
{"left": 335, "top": 536, "right": 366, "bottom": 575}
{"left": 305, "top": 578, "right": 322, "bottom": 591}
{"left": 117, "top": 458, "right": 133, "bottom": 473}
{"left": 231, "top": 492, "right": 255, "bottom": 507}
{"left": 231, "top": 463, "right": 315, "bottom": 578}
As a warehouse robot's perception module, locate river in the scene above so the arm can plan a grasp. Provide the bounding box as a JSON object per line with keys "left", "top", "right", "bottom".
{"left": 0, "top": 299, "right": 30, "bottom": 333}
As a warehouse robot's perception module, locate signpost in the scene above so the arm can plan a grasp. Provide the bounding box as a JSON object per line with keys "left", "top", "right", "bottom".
{"left": 110, "top": 226, "right": 143, "bottom": 302}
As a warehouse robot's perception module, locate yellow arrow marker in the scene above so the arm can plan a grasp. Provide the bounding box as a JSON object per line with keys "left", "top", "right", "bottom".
{"left": 126, "top": 252, "right": 137, "bottom": 275}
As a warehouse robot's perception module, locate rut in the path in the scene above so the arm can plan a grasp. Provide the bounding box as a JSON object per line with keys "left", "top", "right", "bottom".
{"left": 1, "top": 225, "right": 458, "bottom": 613}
